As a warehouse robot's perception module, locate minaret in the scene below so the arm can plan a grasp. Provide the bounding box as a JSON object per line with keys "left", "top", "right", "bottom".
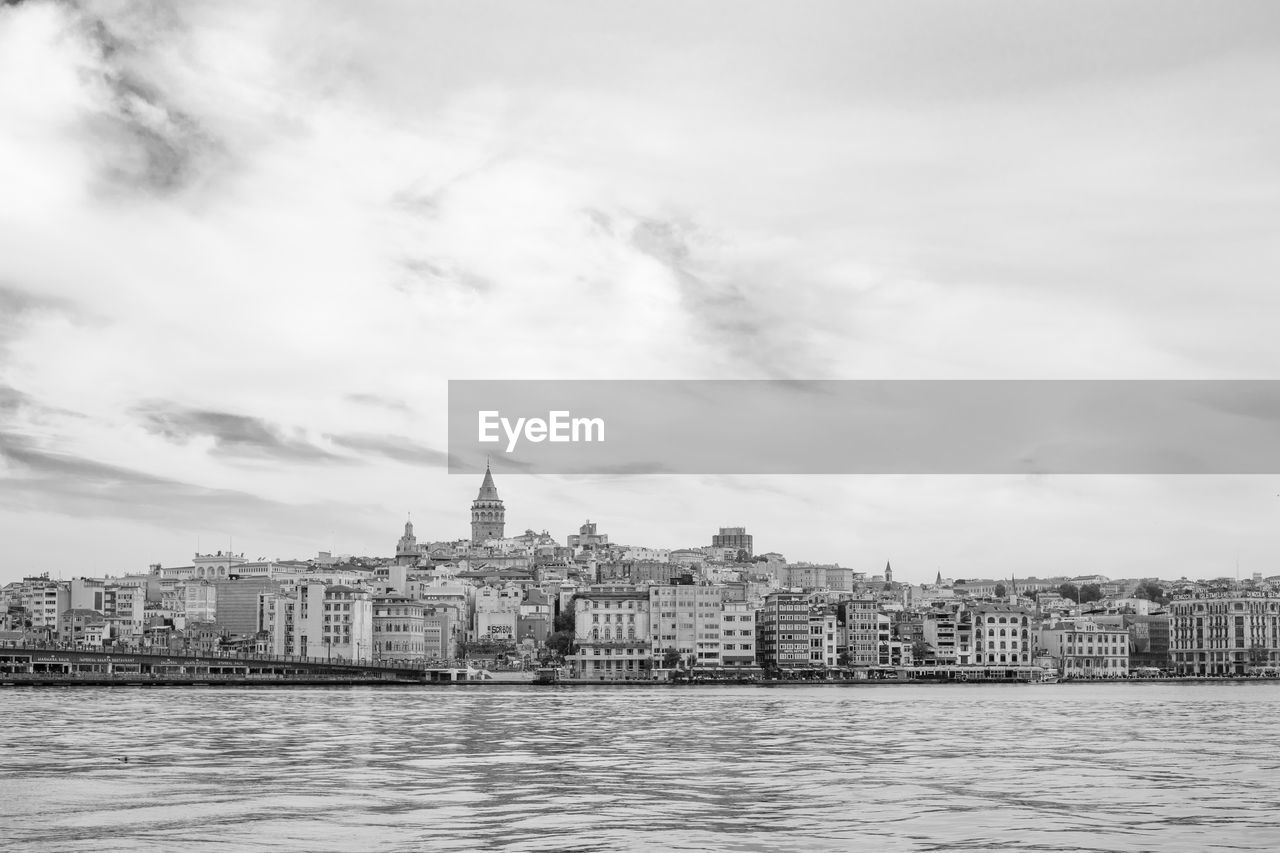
{"left": 395, "top": 516, "right": 419, "bottom": 565}
{"left": 470, "top": 462, "right": 506, "bottom": 544}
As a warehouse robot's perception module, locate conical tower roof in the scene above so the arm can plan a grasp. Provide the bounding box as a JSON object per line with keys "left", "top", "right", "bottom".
{"left": 475, "top": 463, "right": 501, "bottom": 502}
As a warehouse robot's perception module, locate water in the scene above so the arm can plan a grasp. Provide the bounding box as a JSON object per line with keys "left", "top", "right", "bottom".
{"left": 3, "top": 682, "right": 1279, "bottom": 851}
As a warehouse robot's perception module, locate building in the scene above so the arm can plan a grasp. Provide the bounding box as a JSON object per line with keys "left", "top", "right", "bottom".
{"left": 567, "top": 520, "right": 609, "bottom": 552}
{"left": 104, "top": 584, "right": 146, "bottom": 643}
{"left": 69, "top": 578, "right": 105, "bottom": 612}
{"left": 970, "top": 603, "right": 1032, "bottom": 666}
{"left": 649, "top": 584, "right": 724, "bottom": 671}
{"left": 712, "top": 527, "right": 753, "bottom": 558}
{"left": 58, "top": 608, "right": 106, "bottom": 646}
{"left": 474, "top": 583, "right": 522, "bottom": 643}
{"left": 395, "top": 518, "right": 420, "bottom": 565}
{"left": 1039, "top": 618, "right": 1130, "bottom": 677}
{"left": 778, "top": 564, "right": 852, "bottom": 591}
{"left": 213, "top": 577, "right": 282, "bottom": 636}
{"left": 470, "top": 463, "right": 506, "bottom": 544}
{"left": 874, "top": 612, "right": 913, "bottom": 667}
{"left": 1092, "top": 611, "right": 1171, "bottom": 670}
{"left": 257, "top": 581, "right": 329, "bottom": 658}
{"left": 1169, "top": 591, "right": 1280, "bottom": 676}
{"left": 372, "top": 595, "right": 426, "bottom": 665}
{"left": 423, "top": 604, "right": 460, "bottom": 661}
{"left": 191, "top": 551, "right": 247, "bottom": 580}
{"left": 809, "top": 606, "right": 838, "bottom": 668}
{"left": 518, "top": 588, "right": 554, "bottom": 645}
{"left": 184, "top": 580, "right": 217, "bottom": 624}
{"left": 571, "top": 585, "right": 652, "bottom": 681}
{"left": 15, "top": 576, "right": 68, "bottom": 632}
{"left": 720, "top": 601, "right": 758, "bottom": 670}
{"left": 922, "top": 603, "right": 962, "bottom": 664}
{"left": 756, "top": 591, "right": 810, "bottom": 673}
{"left": 322, "top": 585, "right": 373, "bottom": 662}
{"left": 838, "top": 597, "right": 878, "bottom": 668}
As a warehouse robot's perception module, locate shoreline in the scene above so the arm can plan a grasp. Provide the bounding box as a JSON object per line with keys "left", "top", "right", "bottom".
{"left": 6, "top": 676, "right": 1280, "bottom": 689}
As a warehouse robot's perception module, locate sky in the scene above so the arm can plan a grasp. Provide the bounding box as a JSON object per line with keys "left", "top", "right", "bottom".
{"left": 2, "top": 0, "right": 1279, "bottom": 585}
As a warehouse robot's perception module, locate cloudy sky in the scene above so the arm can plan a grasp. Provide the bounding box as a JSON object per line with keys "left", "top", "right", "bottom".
{"left": 2, "top": 0, "right": 1279, "bottom": 585}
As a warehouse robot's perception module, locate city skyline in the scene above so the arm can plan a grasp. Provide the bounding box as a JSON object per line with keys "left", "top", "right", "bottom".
{"left": 3, "top": 2, "right": 1280, "bottom": 585}
{"left": 4, "top": 463, "right": 1272, "bottom": 588}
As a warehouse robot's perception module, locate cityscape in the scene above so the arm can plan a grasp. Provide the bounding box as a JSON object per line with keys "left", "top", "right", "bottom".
{"left": 5, "top": 463, "right": 1277, "bottom": 686}
{"left": 4, "top": 2, "right": 1279, "bottom": 850}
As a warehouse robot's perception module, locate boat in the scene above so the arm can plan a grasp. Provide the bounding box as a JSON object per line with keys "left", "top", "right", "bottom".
{"left": 1032, "top": 669, "right": 1060, "bottom": 684}
{"left": 532, "top": 666, "right": 561, "bottom": 685}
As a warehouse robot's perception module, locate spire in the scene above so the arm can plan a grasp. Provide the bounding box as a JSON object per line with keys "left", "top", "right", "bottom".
{"left": 476, "top": 462, "right": 500, "bottom": 502}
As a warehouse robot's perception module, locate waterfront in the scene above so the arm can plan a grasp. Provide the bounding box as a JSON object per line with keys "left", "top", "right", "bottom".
{"left": 3, "top": 684, "right": 1280, "bottom": 851}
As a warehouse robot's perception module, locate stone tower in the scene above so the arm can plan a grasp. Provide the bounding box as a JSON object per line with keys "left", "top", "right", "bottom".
{"left": 470, "top": 463, "right": 506, "bottom": 544}
{"left": 395, "top": 517, "right": 419, "bottom": 565}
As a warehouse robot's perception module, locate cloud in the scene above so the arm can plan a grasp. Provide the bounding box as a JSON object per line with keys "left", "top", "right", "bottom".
{"left": 1, "top": 0, "right": 1279, "bottom": 580}
{"left": 0, "top": 429, "right": 378, "bottom": 542}
{"left": 326, "top": 432, "right": 452, "bottom": 467}
{"left": 75, "top": 10, "right": 215, "bottom": 195}
{"left": 0, "top": 284, "right": 79, "bottom": 354}
{"left": 0, "top": 383, "right": 31, "bottom": 415}
{"left": 135, "top": 402, "right": 346, "bottom": 463}
{"left": 343, "top": 393, "right": 412, "bottom": 414}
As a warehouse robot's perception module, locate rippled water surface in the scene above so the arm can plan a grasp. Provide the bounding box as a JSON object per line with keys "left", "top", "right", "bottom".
{"left": 3, "top": 683, "right": 1280, "bottom": 851}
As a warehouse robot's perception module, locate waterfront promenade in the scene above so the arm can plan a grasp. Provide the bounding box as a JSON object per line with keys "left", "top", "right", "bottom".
{"left": 0, "top": 644, "right": 471, "bottom": 686}
{"left": 8, "top": 644, "right": 1269, "bottom": 688}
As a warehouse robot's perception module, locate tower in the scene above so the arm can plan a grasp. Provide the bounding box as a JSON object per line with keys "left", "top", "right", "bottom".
{"left": 884, "top": 561, "right": 893, "bottom": 584}
{"left": 470, "top": 463, "right": 506, "bottom": 544}
{"left": 395, "top": 517, "right": 419, "bottom": 565}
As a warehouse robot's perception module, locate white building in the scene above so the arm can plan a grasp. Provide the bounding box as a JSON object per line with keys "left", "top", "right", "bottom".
{"left": 321, "top": 585, "right": 373, "bottom": 662}
{"left": 970, "top": 603, "right": 1033, "bottom": 666}
{"left": 720, "top": 601, "right": 757, "bottom": 669}
{"left": 649, "top": 584, "right": 724, "bottom": 670}
{"left": 1169, "top": 591, "right": 1280, "bottom": 676}
{"left": 572, "top": 585, "right": 652, "bottom": 680}
{"left": 1039, "top": 618, "right": 1130, "bottom": 677}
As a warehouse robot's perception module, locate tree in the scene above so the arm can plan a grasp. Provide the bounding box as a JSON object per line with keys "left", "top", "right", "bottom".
{"left": 662, "top": 647, "right": 683, "bottom": 670}
{"left": 994, "top": 583, "right": 1007, "bottom": 598}
{"left": 553, "top": 599, "right": 576, "bottom": 633}
{"left": 735, "top": 549, "right": 750, "bottom": 563}
{"left": 546, "top": 630, "right": 574, "bottom": 658}
{"left": 1058, "top": 583, "right": 1080, "bottom": 603}
{"left": 543, "top": 598, "right": 576, "bottom": 659}
{"left": 1079, "top": 583, "right": 1103, "bottom": 603}
{"left": 1134, "top": 581, "right": 1166, "bottom": 604}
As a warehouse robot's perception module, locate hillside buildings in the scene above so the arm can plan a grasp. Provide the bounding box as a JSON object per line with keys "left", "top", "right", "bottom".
{"left": 7, "top": 465, "right": 1280, "bottom": 684}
